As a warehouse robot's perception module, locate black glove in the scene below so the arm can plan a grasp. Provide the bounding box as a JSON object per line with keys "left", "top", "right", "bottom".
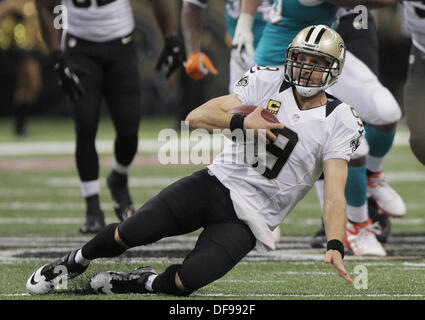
{"left": 155, "top": 35, "right": 184, "bottom": 78}
{"left": 50, "top": 50, "right": 87, "bottom": 103}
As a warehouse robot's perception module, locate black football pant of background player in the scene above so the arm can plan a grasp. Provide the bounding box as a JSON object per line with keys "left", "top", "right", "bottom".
{"left": 404, "top": 45, "right": 425, "bottom": 166}
{"left": 81, "top": 169, "right": 256, "bottom": 295}
{"left": 65, "top": 34, "right": 141, "bottom": 223}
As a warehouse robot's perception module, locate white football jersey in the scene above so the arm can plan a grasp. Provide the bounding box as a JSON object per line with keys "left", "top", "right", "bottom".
{"left": 62, "top": 0, "right": 135, "bottom": 42}
{"left": 403, "top": 1, "right": 425, "bottom": 53}
{"left": 208, "top": 67, "right": 364, "bottom": 250}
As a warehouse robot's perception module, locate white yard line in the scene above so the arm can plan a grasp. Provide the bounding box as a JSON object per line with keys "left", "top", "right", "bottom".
{"left": 43, "top": 176, "right": 179, "bottom": 187}
{"left": 0, "top": 217, "right": 119, "bottom": 224}
{"left": 0, "top": 140, "right": 159, "bottom": 156}
{"left": 36, "top": 172, "right": 424, "bottom": 187}
{"left": 0, "top": 215, "right": 424, "bottom": 226}
{"left": 0, "top": 137, "right": 224, "bottom": 156}
{"left": 3, "top": 292, "right": 425, "bottom": 298}
{"left": 0, "top": 131, "right": 410, "bottom": 157}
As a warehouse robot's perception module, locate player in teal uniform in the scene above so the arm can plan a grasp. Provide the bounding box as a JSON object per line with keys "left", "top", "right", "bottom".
{"left": 226, "top": 0, "right": 272, "bottom": 91}
{"left": 245, "top": 0, "right": 404, "bottom": 256}
{"left": 255, "top": 0, "right": 338, "bottom": 67}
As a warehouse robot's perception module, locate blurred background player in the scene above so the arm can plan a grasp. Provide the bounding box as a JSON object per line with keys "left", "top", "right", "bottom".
{"left": 0, "top": 0, "right": 43, "bottom": 136}
{"left": 181, "top": 0, "right": 218, "bottom": 81}
{"left": 243, "top": 0, "right": 405, "bottom": 256}
{"left": 181, "top": 0, "right": 272, "bottom": 86}
{"left": 224, "top": 0, "right": 272, "bottom": 91}
{"left": 311, "top": 8, "right": 397, "bottom": 250}
{"left": 402, "top": 0, "right": 425, "bottom": 166}
{"left": 35, "top": 0, "right": 183, "bottom": 233}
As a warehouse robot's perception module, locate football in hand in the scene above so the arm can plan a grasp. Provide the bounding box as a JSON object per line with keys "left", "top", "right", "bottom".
{"left": 227, "top": 105, "right": 279, "bottom": 123}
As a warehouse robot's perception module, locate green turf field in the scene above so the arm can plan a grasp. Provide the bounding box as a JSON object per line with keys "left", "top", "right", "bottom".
{"left": 1, "top": 117, "right": 425, "bottom": 301}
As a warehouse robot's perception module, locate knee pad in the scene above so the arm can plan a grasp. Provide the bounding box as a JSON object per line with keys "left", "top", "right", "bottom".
{"left": 329, "top": 51, "right": 401, "bottom": 125}
{"left": 369, "top": 85, "right": 402, "bottom": 125}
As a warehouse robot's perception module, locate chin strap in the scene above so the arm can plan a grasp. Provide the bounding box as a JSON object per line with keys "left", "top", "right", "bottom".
{"left": 295, "top": 85, "right": 325, "bottom": 97}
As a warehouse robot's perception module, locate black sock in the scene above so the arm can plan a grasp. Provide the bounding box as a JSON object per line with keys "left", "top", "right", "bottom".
{"left": 152, "top": 264, "right": 192, "bottom": 296}
{"left": 81, "top": 223, "right": 127, "bottom": 260}
{"left": 108, "top": 170, "right": 127, "bottom": 185}
{"left": 85, "top": 194, "right": 102, "bottom": 213}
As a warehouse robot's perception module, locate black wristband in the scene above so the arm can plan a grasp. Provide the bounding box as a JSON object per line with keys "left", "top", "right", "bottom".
{"left": 164, "top": 35, "right": 181, "bottom": 48}
{"left": 230, "top": 113, "right": 246, "bottom": 132}
{"left": 326, "top": 239, "right": 344, "bottom": 259}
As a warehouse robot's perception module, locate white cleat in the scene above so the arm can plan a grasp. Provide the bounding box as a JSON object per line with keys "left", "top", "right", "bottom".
{"left": 345, "top": 219, "right": 387, "bottom": 257}
{"left": 367, "top": 171, "right": 406, "bottom": 217}
{"left": 26, "top": 264, "right": 54, "bottom": 295}
{"left": 26, "top": 250, "right": 88, "bottom": 295}
{"left": 91, "top": 266, "right": 157, "bottom": 294}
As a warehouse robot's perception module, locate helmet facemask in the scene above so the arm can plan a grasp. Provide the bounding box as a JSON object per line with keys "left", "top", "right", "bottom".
{"left": 283, "top": 25, "right": 346, "bottom": 98}
{"left": 284, "top": 47, "right": 340, "bottom": 97}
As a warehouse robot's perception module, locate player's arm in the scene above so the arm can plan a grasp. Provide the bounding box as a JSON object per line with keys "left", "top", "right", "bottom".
{"left": 322, "top": 158, "right": 353, "bottom": 285}
{"left": 186, "top": 94, "right": 244, "bottom": 131}
{"left": 150, "top": 0, "right": 176, "bottom": 39}
{"left": 323, "top": 0, "right": 396, "bottom": 8}
{"left": 150, "top": 0, "right": 184, "bottom": 78}
{"left": 35, "top": 0, "right": 85, "bottom": 102}
{"left": 181, "top": 0, "right": 217, "bottom": 80}
{"left": 241, "top": 0, "right": 262, "bottom": 13}
{"left": 231, "top": 0, "right": 262, "bottom": 69}
{"left": 34, "top": 0, "right": 61, "bottom": 52}
{"left": 185, "top": 93, "right": 283, "bottom": 141}
{"left": 181, "top": 0, "right": 207, "bottom": 57}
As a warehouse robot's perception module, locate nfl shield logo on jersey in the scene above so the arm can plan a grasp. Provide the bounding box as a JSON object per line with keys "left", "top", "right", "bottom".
{"left": 291, "top": 113, "right": 300, "bottom": 122}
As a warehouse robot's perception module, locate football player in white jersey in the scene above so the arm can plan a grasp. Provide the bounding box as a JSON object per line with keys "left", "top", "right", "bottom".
{"left": 180, "top": 0, "right": 282, "bottom": 241}
{"left": 35, "top": 0, "right": 183, "bottom": 233}
{"left": 403, "top": 0, "right": 425, "bottom": 166}
{"left": 26, "top": 25, "right": 357, "bottom": 296}
{"left": 240, "top": 0, "right": 405, "bottom": 257}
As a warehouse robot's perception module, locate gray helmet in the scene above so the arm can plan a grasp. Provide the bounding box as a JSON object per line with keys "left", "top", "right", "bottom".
{"left": 284, "top": 25, "right": 346, "bottom": 97}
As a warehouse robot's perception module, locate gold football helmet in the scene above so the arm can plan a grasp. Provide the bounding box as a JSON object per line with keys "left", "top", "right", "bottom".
{"left": 284, "top": 25, "right": 346, "bottom": 97}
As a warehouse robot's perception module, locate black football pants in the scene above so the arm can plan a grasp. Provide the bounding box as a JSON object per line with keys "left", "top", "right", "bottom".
{"left": 117, "top": 168, "right": 256, "bottom": 291}
{"left": 64, "top": 33, "right": 141, "bottom": 182}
